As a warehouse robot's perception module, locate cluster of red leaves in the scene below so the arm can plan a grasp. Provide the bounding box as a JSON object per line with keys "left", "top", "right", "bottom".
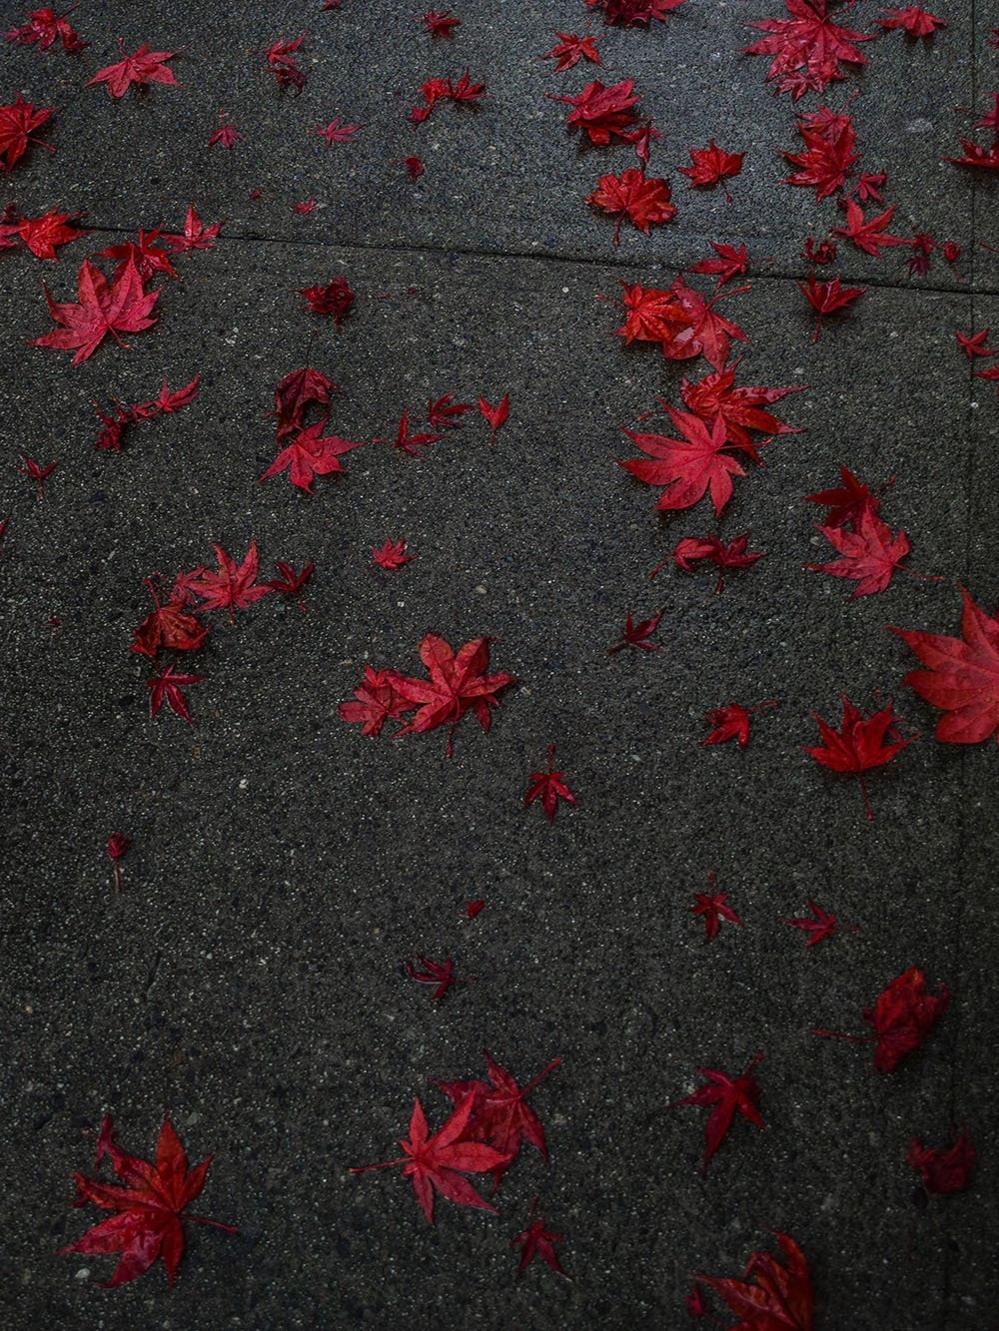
{"left": 258, "top": 366, "right": 365, "bottom": 493}
{"left": 264, "top": 35, "right": 307, "bottom": 93}
{"left": 93, "top": 375, "right": 200, "bottom": 452}
{"left": 351, "top": 1055, "right": 561, "bottom": 1238}
{"left": 947, "top": 93, "right": 999, "bottom": 172}
{"left": 6, "top": 6, "right": 85, "bottom": 53}
{"left": 617, "top": 277, "right": 751, "bottom": 369}
{"left": 409, "top": 71, "right": 485, "bottom": 123}
{"left": 62, "top": 1115, "right": 235, "bottom": 1288}
{"left": 586, "top": 0, "right": 685, "bottom": 25}
{"left": 339, "top": 633, "right": 516, "bottom": 756}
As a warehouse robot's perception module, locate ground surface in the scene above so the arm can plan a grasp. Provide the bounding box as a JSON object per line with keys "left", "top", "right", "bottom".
{"left": 1, "top": 2, "right": 997, "bottom": 1329}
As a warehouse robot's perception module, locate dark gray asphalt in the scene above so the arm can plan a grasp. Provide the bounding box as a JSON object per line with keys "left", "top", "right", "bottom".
{"left": 1, "top": 2, "right": 997, "bottom": 1328}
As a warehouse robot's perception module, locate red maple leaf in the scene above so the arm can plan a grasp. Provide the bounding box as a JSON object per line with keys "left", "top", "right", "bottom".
{"left": 511, "top": 1200, "right": 567, "bottom": 1277}
{"left": 689, "top": 241, "right": 749, "bottom": 288}
{"left": 259, "top": 420, "right": 365, "bottom": 493}
{"left": 586, "top": 0, "right": 685, "bottom": 24}
{"left": 391, "top": 634, "right": 517, "bottom": 754}
{"left": 616, "top": 281, "right": 692, "bottom": 345}
{"left": 702, "top": 700, "right": 776, "bottom": 747}
{"left": 372, "top": 537, "right": 414, "bottom": 570}
{"left": 678, "top": 140, "right": 744, "bottom": 197}
{"left": 105, "top": 832, "right": 129, "bottom": 894}
{"left": 265, "top": 35, "right": 306, "bottom": 92}
{"left": 877, "top": 6, "right": 946, "bottom": 37}
{"left": 408, "top": 70, "right": 485, "bottom": 122}
{"left": 0, "top": 94, "right": 54, "bottom": 170}
{"left": 782, "top": 105, "right": 859, "bottom": 198}
{"left": 87, "top": 41, "right": 180, "bottom": 99}
{"left": 804, "top": 463, "right": 883, "bottom": 527}
{"left": 690, "top": 873, "right": 743, "bottom": 941}
{"left": 805, "top": 696, "right": 912, "bottom": 819}
{"left": 945, "top": 94, "right": 999, "bottom": 170}
{"left": 679, "top": 363, "right": 803, "bottom": 450}
{"left": 670, "top": 1054, "right": 765, "bottom": 1172}
{"left": 478, "top": 393, "right": 509, "bottom": 443}
{"left": 3, "top": 206, "right": 84, "bottom": 258}
{"left": 61, "top": 1114, "right": 235, "bottom": 1288}
{"left": 665, "top": 277, "right": 751, "bottom": 369}
{"left": 608, "top": 607, "right": 664, "bottom": 652}
{"left": 817, "top": 967, "right": 948, "bottom": 1072}
{"left": 588, "top": 168, "right": 677, "bottom": 243}
{"left": 313, "top": 116, "right": 363, "bottom": 144}
{"left": 187, "top": 542, "right": 271, "bottom": 621}
{"left": 32, "top": 256, "right": 158, "bottom": 365}
{"left": 799, "top": 273, "right": 866, "bottom": 340}
{"left": 337, "top": 666, "right": 410, "bottom": 736}
{"left": 427, "top": 393, "right": 472, "bottom": 429}
{"left": 391, "top": 408, "right": 443, "bottom": 456}
{"left": 350, "top": 1095, "right": 509, "bottom": 1224}
{"left": 524, "top": 744, "right": 576, "bottom": 821}
{"left": 17, "top": 452, "right": 58, "bottom": 499}
{"left": 147, "top": 664, "right": 204, "bottom": 723}
{"left": 421, "top": 10, "right": 460, "bottom": 37}
{"left": 266, "top": 559, "right": 314, "bottom": 609}
{"left": 298, "top": 276, "right": 355, "bottom": 326}
{"left": 832, "top": 200, "right": 903, "bottom": 256}
{"left": 131, "top": 578, "right": 208, "bottom": 658}
{"left": 6, "top": 6, "right": 85, "bottom": 53}
{"left": 907, "top": 1129, "right": 976, "bottom": 1193}
{"left": 955, "top": 328, "right": 993, "bottom": 358}
{"left": 270, "top": 367, "right": 338, "bottom": 439}
{"left": 620, "top": 406, "right": 757, "bottom": 518}
{"left": 783, "top": 899, "right": 849, "bottom": 947}
{"left": 163, "top": 204, "right": 222, "bottom": 252}
{"left": 405, "top": 955, "right": 466, "bottom": 1000}
{"left": 807, "top": 508, "right": 916, "bottom": 598}
{"left": 891, "top": 588, "right": 999, "bottom": 743}
{"left": 549, "top": 78, "right": 642, "bottom": 145}
{"left": 436, "top": 1053, "right": 561, "bottom": 1184}
{"left": 208, "top": 109, "right": 240, "bottom": 148}
{"left": 98, "top": 227, "right": 178, "bottom": 281}
{"left": 744, "top": 0, "right": 873, "bottom": 99}
{"left": 543, "top": 32, "right": 601, "bottom": 72}
{"left": 697, "top": 1232, "right": 814, "bottom": 1330}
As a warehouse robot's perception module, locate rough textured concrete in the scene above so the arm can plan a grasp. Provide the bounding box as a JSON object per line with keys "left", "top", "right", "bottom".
{"left": 1, "top": 3, "right": 997, "bottom": 1329}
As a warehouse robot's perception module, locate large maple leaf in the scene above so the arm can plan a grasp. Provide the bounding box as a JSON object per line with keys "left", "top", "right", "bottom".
{"left": 696, "top": 1232, "right": 814, "bottom": 1330}
{"left": 588, "top": 168, "right": 676, "bottom": 243}
{"left": 807, "top": 508, "right": 912, "bottom": 598}
{"left": 550, "top": 78, "right": 641, "bottom": 145}
{"left": 258, "top": 419, "right": 365, "bottom": 493}
{"left": 805, "top": 696, "right": 911, "bottom": 819}
{"left": 32, "top": 257, "right": 159, "bottom": 365}
{"left": 87, "top": 41, "right": 180, "bottom": 98}
{"left": 350, "top": 1095, "right": 510, "bottom": 1224}
{"left": 61, "top": 1114, "right": 235, "bottom": 1287}
{"left": 891, "top": 588, "right": 999, "bottom": 743}
{"left": 679, "top": 364, "right": 803, "bottom": 449}
{"left": 391, "top": 634, "right": 517, "bottom": 753}
{"left": 0, "top": 94, "right": 55, "bottom": 170}
{"left": 187, "top": 542, "right": 271, "bottom": 621}
{"left": 619, "top": 405, "right": 756, "bottom": 517}
{"left": 744, "top": 0, "right": 873, "bottom": 100}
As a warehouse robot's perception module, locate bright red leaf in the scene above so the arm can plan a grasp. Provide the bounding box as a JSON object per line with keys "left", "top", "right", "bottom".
{"left": 313, "top": 116, "right": 363, "bottom": 144}
{"left": 588, "top": 168, "right": 677, "bottom": 243}
{"left": 131, "top": 578, "right": 208, "bottom": 659}
{"left": 372, "top": 538, "right": 414, "bottom": 570}
{"left": 6, "top": 6, "right": 85, "bottom": 53}
{"left": 478, "top": 393, "right": 509, "bottom": 443}
{"left": 679, "top": 140, "right": 744, "bottom": 196}
{"left": 87, "top": 41, "right": 180, "bottom": 98}
{"left": 32, "top": 256, "right": 158, "bottom": 365}
{"left": 208, "top": 109, "right": 240, "bottom": 147}
{"left": 608, "top": 607, "right": 664, "bottom": 652}
{"left": 391, "top": 408, "right": 443, "bottom": 456}
{"left": 805, "top": 695, "right": 912, "bottom": 819}
{"left": 187, "top": 542, "right": 271, "bottom": 621}
{"left": 697, "top": 1232, "right": 813, "bottom": 1330}
{"left": 620, "top": 406, "right": 757, "bottom": 518}
{"left": 147, "top": 664, "right": 204, "bottom": 723}
{"left": 298, "top": 275, "right": 355, "bottom": 327}
{"left": 259, "top": 420, "right": 365, "bottom": 493}
{"left": 543, "top": 32, "right": 601, "bottom": 72}
{"left": 524, "top": 744, "right": 576, "bottom": 822}
{"left": 18, "top": 452, "right": 57, "bottom": 499}
{"left": 0, "top": 95, "right": 54, "bottom": 171}
{"left": 671, "top": 1054, "right": 765, "bottom": 1172}
{"left": 744, "top": 0, "right": 873, "bottom": 99}
{"left": 550, "top": 78, "right": 642, "bottom": 146}
{"left": 690, "top": 874, "right": 743, "bottom": 941}
{"left": 586, "top": 0, "right": 685, "bottom": 24}
{"left": 421, "top": 10, "right": 460, "bottom": 37}
{"left": 807, "top": 508, "right": 916, "bottom": 598}
{"left": 799, "top": 273, "right": 866, "bottom": 340}
{"left": 163, "top": 204, "right": 222, "bottom": 253}
{"left": 512, "top": 1201, "right": 567, "bottom": 1277}
{"left": 265, "top": 35, "right": 306, "bottom": 92}
{"left": 877, "top": 6, "right": 946, "bottom": 37}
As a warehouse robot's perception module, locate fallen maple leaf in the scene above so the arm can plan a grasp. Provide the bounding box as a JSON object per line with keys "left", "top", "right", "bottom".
{"left": 61, "top": 1114, "right": 235, "bottom": 1287}
{"left": 0, "top": 94, "right": 54, "bottom": 170}
{"left": 587, "top": 0, "right": 685, "bottom": 24}
{"left": 588, "top": 168, "right": 677, "bottom": 243}
{"left": 163, "top": 204, "right": 222, "bottom": 253}
{"left": 391, "top": 408, "right": 443, "bottom": 456}
{"left": 18, "top": 452, "right": 57, "bottom": 499}
{"left": 372, "top": 538, "right": 414, "bottom": 570}
{"left": 702, "top": 700, "right": 776, "bottom": 747}
{"left": 4, "top": 206, "right": 84, "bottom": 259}
{"left": 805, "top": 695, "right": 912, "bottom": 819}
{"left": 620, "top": 406, "right": 755, "bottom": 518}
{"left": 955, "top": 328, "right": 993, "bottom": 359}
{"left": 680, "top": 363, "right": 803, "bottom": 449}
{"left": 891, "top": 588, "right": 999, "bottom": 743}
{"left": 147, "top": 664, "right": 204, "bottom": 723}
{"left": 408, "top": 70, "right": 485, "bottom": 122}
{"left": 208, "top": 108, "right": 240, "bottom": 148}
{"left": 270, "top": 367, "right": 338, "bottom": 439}
{"left": 678, "top": 141, "right": 743, "bottom": 197}
{"left": 405, "top": 955, "right": 466, "bottom": 1000}
{"left": 907, "top": 1129, "right": 976, "bottom": 1193}
{"left": 783, "top": 899, "right": 852, "bottom": 947}
{"left": 745, "top": 0, "right": 873, "bottom": 99}
{"left": 6, "top": 6, "right": 85, "bottom": 53}
{"left": 131, "top": 578, "right": 208, "bottom": 658}
{"left": 337, "top": 666, "right": 410, "bottom": 736}
{"left": 782, "top": 105, "right": 859, "bottom": 198}
{"left": 807, "top": 508, "right": 917, "bottom": 598}
{"left": 98, "top": 227, "right": 178, "bottom": 281}
{"left": 401, "top": 155, "right": 425, "bottom": 179}
{"left": 265, "top": 35, "right": 306, "bottom": 92}
{"left": 543, "top": 32, "right": 601, "bottom": 72}
{"left": 427, "top": 393, "right": 472, "bottom": 429}
{"left": 697, "top": 1232, "right": 814, "bottom": 1330}
{"left": 392, "top": 634, "right": 517, "bottom": 754}
{"left": 313, "top": 116, "right": 363, "bottom": 144}
{"left": 298, "top": 275, "right": 355, "bottom": 327}
{"left": 466, "top": 899, "right": 485, "bottom": 919}
{"left": 478, "top": 394, "right": 509, "bottom": 444}
{"left": 266, "top": 559, "right": 314, "bottom": 610}
{"left": 670, "top": 1054, "right": 764, "bottom": 1172}
{"left": 187, "top": 542, "right": 271, "bottom": 621}
{"left": 105, "top": 832, "right": 129, "bottom": 894}
{"left": 350, "top": 1095, "right": 509, "bottom": 1223}
{"left": 88, "top": 40, "right": 180, "bottom": 99}
{"left": 512, "top": 1200, "right": 567, "bottom": 1277}
{"left": 945, "top": 93, "right": 999, "bottom": 171}
{"left": 816, "top": 966, "right": 949, "bottom": 1072}
{"left": 799, "top": 273, "right": 866, "bottom": 340}
{"left": 549, "top": 78, "right": 642, "bottom": 146}
{"left": 691, "top": 873, "right": 743, "bottom": 941}
{"left": 877, "top": 6, "right": 946, "bottom": 37}
{"left": 32, "top": 256, "right": 158, "bottom": 365}
{"left": 805, "top": 463, "right": 883, "bottom": 527}
{"left": 832, "top": 200, "right": 903, "bottom": 256}
{"left": 524, "top": 744, "right": 576, "bottom": 821}
{"left": 421, "top": 10, "right": 460, "bottom": 37}
{"left": 689, "top": 241, "right": 749, "bottom": 288}
{"left": 608, "top": 607, "right": 664, "bottom": 652}
{"left": 259, "top": 420, "right": 365, "bottom": 493}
